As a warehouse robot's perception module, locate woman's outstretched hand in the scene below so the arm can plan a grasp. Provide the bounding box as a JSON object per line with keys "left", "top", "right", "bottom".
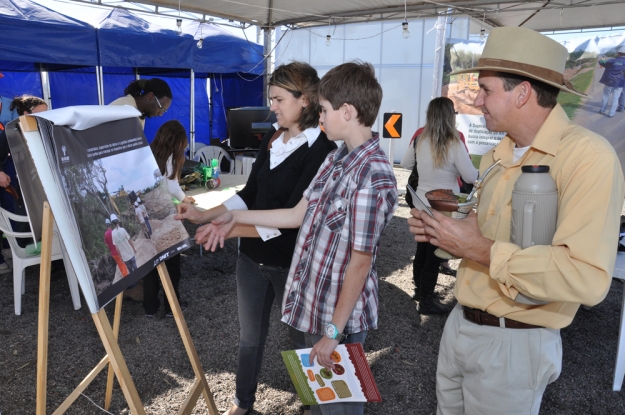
{"left": 194, "top": 211, "right": 235, "bottom": 251}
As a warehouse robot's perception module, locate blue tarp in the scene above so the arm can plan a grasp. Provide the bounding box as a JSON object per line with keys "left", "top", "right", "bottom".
{"left": 94, "top": 8, "right": 196, "bottom": 69}
{"left": 0, "top": 1, "right": 263, "bottom": 145}
{"left": 0, "top": 0, "right": 97, "bottom": 66}
{"left": 185, "top": 21, "right": 264, "bottom": 75}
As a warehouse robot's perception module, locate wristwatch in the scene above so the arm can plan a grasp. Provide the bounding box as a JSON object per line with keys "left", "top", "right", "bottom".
{"left": 324, "top": 323, "right": 345, "bottom": 342}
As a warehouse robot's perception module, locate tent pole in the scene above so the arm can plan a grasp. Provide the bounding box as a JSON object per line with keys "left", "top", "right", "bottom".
{"left": 190, "top": 69, "right": 195, "bottom": 158}
{"left": 263, "top": 1, "right": 273, "bottom": 106}
{"left": 96, "top": 66, "right": 104, "bottom": 105}
{"left": 39, "top": 64, "right": 51, "bottom": 109}
{"left": 263, "top": 27, "right": 272, "bottom": 106}
{"left": 431, "top": 11, "right": 448, "bottom": 99}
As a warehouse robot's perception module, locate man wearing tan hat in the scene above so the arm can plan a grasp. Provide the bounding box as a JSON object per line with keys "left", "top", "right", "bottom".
{"left": 408, "top": 27, "right": 624, "bottom": 414}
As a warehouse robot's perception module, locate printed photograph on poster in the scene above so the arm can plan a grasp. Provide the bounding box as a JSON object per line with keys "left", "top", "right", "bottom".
{"left": 282, "top": 343, "right": 382, "bottom": 406}
{"left": 53, "top": 118, "right": 191, "bottom": 308}
{"left": 442, "top": 32, "right": 625, "bottom": 173}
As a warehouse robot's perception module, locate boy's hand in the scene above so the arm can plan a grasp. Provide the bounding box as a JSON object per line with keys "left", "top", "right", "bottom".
{"left": 195, "top": 212, "right": 235, "bottom": 251}
{"left": 309, "top": 337, "right": 339, "bottom": 370}
{"left": 175, "top": 203, "right": 203, "bottom": 223}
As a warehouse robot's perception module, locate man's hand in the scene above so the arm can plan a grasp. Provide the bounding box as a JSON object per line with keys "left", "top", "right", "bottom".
{"left": 407, "top": 208, "right": 432, "bottom": 243}
{"left": 418, "top": 209, "right": 493, "bottom": 267}
{"left": 309, "top": 336, "right": 340, "bottom": 370}
{"left": 175, "top": 203, "right": 204, "bottom": 223}
{"left": 194, "top": 211, "right": 235, "bottom": 251}
{"left": 0, "top": 171, "right": 10, "bottom": 188}
{"left": 182, "top": 195, "right": 196, "bottom": 204}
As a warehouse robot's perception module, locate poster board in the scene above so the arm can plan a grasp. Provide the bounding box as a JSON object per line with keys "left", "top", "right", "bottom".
{"left": 7, "top": 106, "right": 192, "bottom": 313}
{"left": 443, "top": 34, "right": 625, "bottom": 175}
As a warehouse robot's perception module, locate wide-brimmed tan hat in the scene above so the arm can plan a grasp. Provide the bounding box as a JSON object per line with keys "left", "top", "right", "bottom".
{"left": 451, "top": 26, "right": 585, "bottom": 97}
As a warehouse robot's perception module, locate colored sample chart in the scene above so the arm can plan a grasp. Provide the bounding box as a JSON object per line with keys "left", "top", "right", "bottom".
{"left": 281, "top": 343, "right": 382, "bottom": 405}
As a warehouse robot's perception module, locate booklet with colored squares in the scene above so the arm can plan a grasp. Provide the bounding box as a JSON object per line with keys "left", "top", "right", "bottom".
{"left": 281, "top": 343, "right": 382, "bottom": 405}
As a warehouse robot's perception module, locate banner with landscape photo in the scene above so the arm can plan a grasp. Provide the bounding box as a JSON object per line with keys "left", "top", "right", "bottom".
{"left": 443, "top": 32, "right": 625, "bottom": 173}
{"left": 52, "top": 118, "right": 192, "bottom": 308}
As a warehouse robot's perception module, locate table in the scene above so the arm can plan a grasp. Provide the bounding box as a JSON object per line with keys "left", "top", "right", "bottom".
{"left": 184, "top": 174, "right": 248, "bottom": 211}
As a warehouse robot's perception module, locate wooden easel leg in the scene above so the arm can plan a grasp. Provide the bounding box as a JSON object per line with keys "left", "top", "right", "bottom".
{"left": 52, "top": 356, "right": 110, "bottom": 415}
{"left": 104, "top": 293, "right": 124, "bottom": 409}
{"left": 92, "top": 309, "right": 146, "bottom": 415}
{"left": 156, "top": 263, "right": 219, "bottom": 415}
{"left": 36, "top": 202, "right": 54, "bottom": 415}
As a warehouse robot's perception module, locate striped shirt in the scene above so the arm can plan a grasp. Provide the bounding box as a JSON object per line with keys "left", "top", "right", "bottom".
{"left": 281, "top": 135, "right": 398, "bottom": 335}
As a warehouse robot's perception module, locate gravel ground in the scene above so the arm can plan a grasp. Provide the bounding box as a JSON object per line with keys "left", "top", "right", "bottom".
{"left": 1, "top": 166, "right": 625, "bottom": 414}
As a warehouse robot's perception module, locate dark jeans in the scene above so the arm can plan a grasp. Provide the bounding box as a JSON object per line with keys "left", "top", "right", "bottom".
{"left": 234, "top": 252, "right": 306, "bottom": 410}
{"left": 143, "top": 254, "right": 181, "bottom": 314}
{"left": 413, "top": 241, "right": 442, "bottom": 290}
{"left": 144, "top": 217, "right": 152, "bottom": 235}
{"left": 124, "top": 256, "right": 138, "bottom": 273}
{"left": 303, "top": 330, "right": 368, "bottom": 415}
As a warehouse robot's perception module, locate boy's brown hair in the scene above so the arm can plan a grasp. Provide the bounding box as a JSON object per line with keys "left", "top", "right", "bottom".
{"left": 319, "top": 61, "right": 382, "bottom": 127}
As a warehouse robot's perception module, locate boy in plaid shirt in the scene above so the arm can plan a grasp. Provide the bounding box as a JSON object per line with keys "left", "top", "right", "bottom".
{"left": 197, "top": 61, "right": 398, "bottom": 414}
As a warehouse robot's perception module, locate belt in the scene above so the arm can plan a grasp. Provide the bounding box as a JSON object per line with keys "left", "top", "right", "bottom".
{"left": 462, "top": 306, "right": 543, "bottom": 329}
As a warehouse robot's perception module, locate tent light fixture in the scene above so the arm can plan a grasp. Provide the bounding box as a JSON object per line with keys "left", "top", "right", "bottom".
{"left": 176, "top": 18, "right": 182, "bottom": 33}
{"left": 480, "top": 28, "right": 485, "bottom": 41}
{"left": 197, "top": 38, "right": 203, "bottom": 49}
{"left": 326, "top": 34, "right": 331, "bottom": 46}
{"left": 402, "top": 21, "right": 410, "bottom": 39}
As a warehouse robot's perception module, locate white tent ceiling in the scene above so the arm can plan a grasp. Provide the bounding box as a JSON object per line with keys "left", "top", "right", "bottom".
{"left": 104, "top": 0, "right": 625, "bottom": 32}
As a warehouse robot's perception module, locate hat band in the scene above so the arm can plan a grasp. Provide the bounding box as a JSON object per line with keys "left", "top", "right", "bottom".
{"left": 478, "top": 58, "right": 564, "bottom": 86}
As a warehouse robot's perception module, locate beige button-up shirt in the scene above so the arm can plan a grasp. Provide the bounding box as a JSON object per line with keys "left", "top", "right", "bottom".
{"left": 455, "top": 104, "right": 625, "bottom": 329}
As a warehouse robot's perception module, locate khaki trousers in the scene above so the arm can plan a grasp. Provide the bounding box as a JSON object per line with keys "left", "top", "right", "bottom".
{"left": 436, "top": 304, "right": 562, "bottom": 415}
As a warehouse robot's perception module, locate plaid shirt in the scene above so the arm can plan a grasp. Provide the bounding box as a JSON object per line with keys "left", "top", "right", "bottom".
{"left": 281, "top": 135, "right": 398, "bottom": 335}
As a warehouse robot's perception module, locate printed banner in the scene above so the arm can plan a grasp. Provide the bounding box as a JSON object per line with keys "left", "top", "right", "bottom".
{"left": 443, "top": 33, "right": 625, "bottom": 173}
{"left": 282, "top": 343, "right": 382, "bottom": 406}
{"left": 52, "top": 118, "right": 192, "bottom": 308}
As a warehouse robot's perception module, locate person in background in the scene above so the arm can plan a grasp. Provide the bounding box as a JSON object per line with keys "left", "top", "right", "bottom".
{"left": 0, "top": 95, "right": 48, "bottom": 273}
{"left": 401, "top": 97, "right": 477, "bottom": 315}
{"left": 134, "top": 201, "right": 151, "bottom": 238}
{"left": 176, "top": 62, "right": 336, "bottom": 415}
{"left": 137, "top": 197, "right": 152, "bottom": 236}
{"left": 598, "top": 46, "right": 625, "bottom": 118}
{"left": 110, "top": 214, "right": 137, "bottom": 274}
{"left": 104, "top": 218, "right": 128, "bottom": 277}
{"left": 401, "top": 106, "right": 472, "bottom": 279}
{"left": 109, "top": 77, "right": 172, "bottom": 302}
{"left": 408, "top": 27, "right": 624, "bottom": 414}
{"left": 109, "top": 78, "right": 172, "bottom": 127}
{"left": 143, "top": 120, "right": 192, "bottom": 318}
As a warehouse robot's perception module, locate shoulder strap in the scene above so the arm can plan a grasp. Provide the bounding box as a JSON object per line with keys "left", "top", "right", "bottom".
{"left": 267, "top": 127, "right": 286, "bottom": 151}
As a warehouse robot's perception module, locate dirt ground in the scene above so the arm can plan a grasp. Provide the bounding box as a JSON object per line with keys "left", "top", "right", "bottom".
{"left": 1, "top": 167, "right": 625, "bottom": 414}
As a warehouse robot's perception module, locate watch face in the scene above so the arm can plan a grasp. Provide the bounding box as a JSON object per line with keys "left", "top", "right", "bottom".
{"left": 325, "top": 324, "right": 337, "bottom": 339}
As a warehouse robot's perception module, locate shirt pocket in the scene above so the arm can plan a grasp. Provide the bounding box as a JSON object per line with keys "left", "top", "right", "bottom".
{"left": 325, "top": 196, "right": 348, "bottom": 233}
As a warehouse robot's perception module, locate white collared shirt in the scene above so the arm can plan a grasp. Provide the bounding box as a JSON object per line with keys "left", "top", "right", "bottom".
{"left": 223, "top": 124, "right": 321, "bottom": 241}
{"left": 269, "top": 123, "right": 321, "bottom": 169}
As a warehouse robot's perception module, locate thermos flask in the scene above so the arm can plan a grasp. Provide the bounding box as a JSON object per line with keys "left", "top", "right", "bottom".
{"left": 510, "top": 165, "right": 558, "bottom": 305}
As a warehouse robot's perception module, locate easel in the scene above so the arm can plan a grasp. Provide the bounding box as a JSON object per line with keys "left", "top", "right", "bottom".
{"left": 22, "top": 116, "right": 219, "bottom": 413}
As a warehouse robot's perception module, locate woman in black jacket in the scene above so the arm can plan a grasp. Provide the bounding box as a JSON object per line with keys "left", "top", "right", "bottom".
{"left": 177, "top": 62, "right": 336, "bottom": 415}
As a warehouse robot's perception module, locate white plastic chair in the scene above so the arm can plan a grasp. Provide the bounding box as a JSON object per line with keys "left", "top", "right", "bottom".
{"left": 0, "top": 207, "right": 81, "bottom": 315}
{"left": 612, "top": 251, "right": 625, "bottom": 390}
{"left": 194, "top": 145, "right": 234, "bottom": 174}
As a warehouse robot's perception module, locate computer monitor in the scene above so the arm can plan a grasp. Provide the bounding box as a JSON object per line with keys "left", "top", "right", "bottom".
{"left": 228, "top": 107, "right": 277, "bottom": 149}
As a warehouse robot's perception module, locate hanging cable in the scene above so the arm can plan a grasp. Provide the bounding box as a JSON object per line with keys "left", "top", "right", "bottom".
{"left": 402, "top": 0, "right": 410, "bottom": 39}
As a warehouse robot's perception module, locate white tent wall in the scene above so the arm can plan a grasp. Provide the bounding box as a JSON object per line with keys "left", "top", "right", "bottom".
{"left": 275, "top": 16, "right": 478, "bottom": 163}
